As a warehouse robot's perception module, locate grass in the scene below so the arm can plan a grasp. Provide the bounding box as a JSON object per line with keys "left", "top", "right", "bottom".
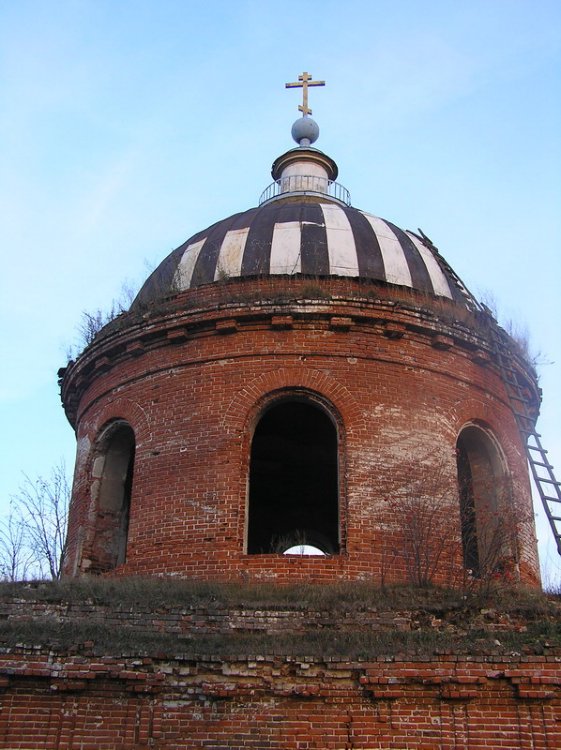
{"left": 1, "top": 619, "right": 559, "bottom": 660}
{"left": 0, "top": 576, "right": 556, "bottom": 612}
{"left": 1, "top": 578, "right": 559, "bottom": 658}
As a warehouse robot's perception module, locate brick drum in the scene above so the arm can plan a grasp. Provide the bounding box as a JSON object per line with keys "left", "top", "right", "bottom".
{"left": 60, "top": 274, "right": 540, "bottom": 586}
{"left": 58, "top": 128, "right": 542, "bottom": 586}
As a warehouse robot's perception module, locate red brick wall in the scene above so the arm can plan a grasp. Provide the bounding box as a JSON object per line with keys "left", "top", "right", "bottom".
{"left": 1, "top": 650, "right": 560, "bottom": 748}
{"left": 61, "top": 277, "right": 540, "bottom": 585}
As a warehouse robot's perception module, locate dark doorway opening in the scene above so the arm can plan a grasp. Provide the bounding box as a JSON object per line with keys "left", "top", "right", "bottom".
{"left": 456, "top": 426, "right": 506, "bottom": 577}
{"left": 247, "top": 400, "right": 339, "bottom": 554}
{"left": 91, "top": 422, "right": 135, "bottom": 571}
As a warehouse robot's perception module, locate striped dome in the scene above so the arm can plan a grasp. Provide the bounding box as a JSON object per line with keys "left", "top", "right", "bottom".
{"left": 133, "top": 200, "right": 467, "bottom": 308}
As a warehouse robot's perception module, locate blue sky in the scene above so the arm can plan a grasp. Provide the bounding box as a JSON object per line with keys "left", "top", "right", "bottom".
{"left": 1, "top": 0, "right": 560, "bottom": 581}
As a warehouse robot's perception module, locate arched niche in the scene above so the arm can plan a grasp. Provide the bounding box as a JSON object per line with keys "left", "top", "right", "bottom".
{"left": 247, "top": 397, "right": 340, "bottom": 555}
{"left": 89, "top": 420, "right": 136, "bottom": 572}
{"left": 456, "top": 424, "right": 510, "bottom": 578}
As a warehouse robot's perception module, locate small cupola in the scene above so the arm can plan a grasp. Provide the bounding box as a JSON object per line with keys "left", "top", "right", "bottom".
{"left": 259, "top": 72, "right": 350, "bottom": 206}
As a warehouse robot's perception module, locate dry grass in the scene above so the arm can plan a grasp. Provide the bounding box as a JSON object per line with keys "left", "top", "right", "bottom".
{"left": 0, "top": 578, "right": 559, "bottom": 658}
{"left": 0, "top": 576, "right": 555, "bottom": 613}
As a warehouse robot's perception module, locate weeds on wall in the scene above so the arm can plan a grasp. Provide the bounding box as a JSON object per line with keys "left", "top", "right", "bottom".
{"left": 380, "top": 451, "right": 531, "bottom": 594}
{"left": 65, "top": 281, "right": 138, "bottom": 361}
{"left": 479, "top": 291, "right": 549, "bottom": 371}
{"left": 381, "top": 461, "right": 459, "bottom": 588}
{"left": 0, "top": 577, "right": 559, "bottom": 657}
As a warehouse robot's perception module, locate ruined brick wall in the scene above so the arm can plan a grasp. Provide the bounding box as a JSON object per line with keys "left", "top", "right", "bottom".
{"left": 1, "top": 650, "right": 560, "bottom": 748}
{"left": 2, "top": 586, "right": 560, "bottom": 748}
{"left": 61, "top": 277, "right": 540, "bottom": 585}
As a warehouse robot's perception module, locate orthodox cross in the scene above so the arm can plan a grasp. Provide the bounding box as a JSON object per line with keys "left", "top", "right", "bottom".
{"left": 285, "top": 71, "right": 325, "bottom": 116}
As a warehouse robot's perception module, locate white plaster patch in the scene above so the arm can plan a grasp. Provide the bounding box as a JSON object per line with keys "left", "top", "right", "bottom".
{"left": 215, "top": 228, "right": 249, "bottom": 280}
{"left": 270, "top": 221, "right": 302, "bottom": 274}
{"left": 320, "top": 203, "right": 359, "bottom": 276}
{"left": 362, "top": 213, "right": 413, "bottom": 288}
{"left": 174, "top": 239, "right": 206, "bottom": 289}
{"left": 407, "top": 232, "right": 453, "bottom": 298}
{"left": 75, "top": 435, "right": 91, "bottom": 468}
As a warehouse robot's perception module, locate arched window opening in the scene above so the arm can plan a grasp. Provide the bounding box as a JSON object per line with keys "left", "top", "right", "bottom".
{"left": 91, "top": 421, "right": 135, "bottom": 572}
{"left": 456, "top": 426, "right": 509, "bottom": 578}
{"left": 247, "top": 399, "right": 339, "bottom": 555}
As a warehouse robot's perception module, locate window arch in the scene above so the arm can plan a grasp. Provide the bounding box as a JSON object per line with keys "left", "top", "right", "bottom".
{"left": 456, "top": 425, "right": 510, "bottom": 577}
{"left": 247, "top": 397, "right": 340, "bottom": 555}
{"left": 90, "top": 420, "right": 135, "bottom": 572}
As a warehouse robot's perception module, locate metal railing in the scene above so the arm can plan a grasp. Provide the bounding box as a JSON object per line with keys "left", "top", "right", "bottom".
{"left": 259, "top": 175, "right": 351, "bottom": 206}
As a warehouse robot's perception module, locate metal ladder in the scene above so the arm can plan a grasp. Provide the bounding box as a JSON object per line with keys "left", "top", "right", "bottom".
{"left": 491, "top": 327, "right": 561, "bottom": 556}
{"left": 412, "top": 228, "right": 561, "bottom": 556}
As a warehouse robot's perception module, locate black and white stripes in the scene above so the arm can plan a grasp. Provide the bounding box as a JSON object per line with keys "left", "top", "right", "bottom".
{"left": 134, "top": 201, "right": 467, "bottom": 307}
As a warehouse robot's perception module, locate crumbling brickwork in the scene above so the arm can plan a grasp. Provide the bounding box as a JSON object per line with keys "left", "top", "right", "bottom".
{"left": 2, "top": 650, "right": 560, "bottom": 748}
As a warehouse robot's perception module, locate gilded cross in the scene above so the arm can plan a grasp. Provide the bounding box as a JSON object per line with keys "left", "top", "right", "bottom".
{"left": 285, "top": 71, "right": 325, "bottom": 116}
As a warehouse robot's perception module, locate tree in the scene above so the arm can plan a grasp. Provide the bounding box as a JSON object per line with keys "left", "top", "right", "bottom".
{"left": 382, "top": 451, "right": 527, "bottom": 591}
{"left": 384, "top": 458, "right": 460, "bottom": 588}
{"left": 0, "top": 461, "right": 70, "bottom": 581}
{"left": 0, "top": 504, "right": 33, "bottom": 582}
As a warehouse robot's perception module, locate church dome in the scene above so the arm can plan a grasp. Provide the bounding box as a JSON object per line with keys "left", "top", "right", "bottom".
{"left": 133, "top": 190, "right": 469, "bottom": 310}
{"left": 132, "top": 98, "right": 474, "bottom": 311}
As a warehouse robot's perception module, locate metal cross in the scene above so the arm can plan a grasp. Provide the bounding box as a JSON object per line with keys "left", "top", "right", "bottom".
{"left": 285, "top": 71, "right": 325, "bottom": 116}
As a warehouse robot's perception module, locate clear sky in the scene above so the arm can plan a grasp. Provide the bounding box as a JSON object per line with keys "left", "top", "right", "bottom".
{"left": 1, "top": 0, "right": 560, "bottom": 581}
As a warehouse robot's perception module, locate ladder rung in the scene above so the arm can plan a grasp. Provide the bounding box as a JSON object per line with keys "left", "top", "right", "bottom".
{"left": 531, "top": 460, "right": 554, "bottom": 469}
{"left": 543, "top": 496, "right": 561, "bottom": 504}
{"left": 505, "top": 378, "right": 524, "bottom": 390}
{"left": 537, "top": 478, "right": 561, "bottom": 486}
{"left": 550, "top": 516, "right": 561, "bottom": 523}
{"left": 527, "top": 444, "right": 546, "bottom": 452}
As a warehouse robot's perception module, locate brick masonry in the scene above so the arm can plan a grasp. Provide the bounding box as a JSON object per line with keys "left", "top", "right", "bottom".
{"left": 60, "top": 276, "right": 541, "bottom": 585}
{"left": 2, "top": 651, "right": 561, "bottom": 749}
{"left": 1, "top": 592, "right": 561, "bottom": 748}
{"left": 4, "top": 651, "right": 561, "bottom": 750}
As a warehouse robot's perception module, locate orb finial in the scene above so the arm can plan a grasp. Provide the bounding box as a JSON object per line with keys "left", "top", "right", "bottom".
{"left": 285, "top": 71, "right": 325, "bottom": 146}
{"left": 291, "top": 116, "right": 320, "bottom": 146}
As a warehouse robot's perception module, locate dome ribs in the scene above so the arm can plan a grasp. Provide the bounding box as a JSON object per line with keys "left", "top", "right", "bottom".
{"left": 320, "top": 203, "right": 359, "bottom": 276}
{"left": 384, "top": 220, "right": 434, "bottom": 295}
{"left": 342, "top": 206, "right": 385, "bottom": 279}
{"left": 240, "top": 204, "right": 277, "bottom": 277}
{"left": 134, "top": 201, "right": 470, "bottom": 306}
{"left": 132, "top": 242, "right": 186, "bottom": 308}
{"left": 406, "top": 231, "right": 454, "bottom": 301}
{"left": 298, "top": 203, "right": 329, "bottom": 276}
{"left": 214, "top": 209, "right": 258, "bottom": 280}
{"left": 191, "top": 210, "right": 254, "bottom": 287}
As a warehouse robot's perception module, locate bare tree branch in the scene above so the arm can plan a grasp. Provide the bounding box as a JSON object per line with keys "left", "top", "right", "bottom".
{"left": 0, "top": 503, "right": 34, "bottom": 581}
{"left": 3, "top": 461, "right": 70, "bottom": 580}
